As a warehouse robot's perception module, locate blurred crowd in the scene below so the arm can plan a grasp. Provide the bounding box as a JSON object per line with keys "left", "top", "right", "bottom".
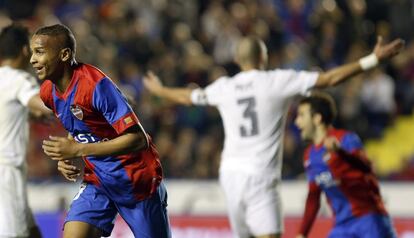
{"left": 1, "top": 0, "right": 413, "bottom": 181}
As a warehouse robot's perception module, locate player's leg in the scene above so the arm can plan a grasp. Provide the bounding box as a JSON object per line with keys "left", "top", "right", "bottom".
{"left": 64, "top": 183, "right": 118, "bottom": 238}
{"left": 26, "top": 208, "right": 42, "bottom": 238}
{"left": 63, "top": 221, "right": 103, "bottom": 238}
{"left": 27, "top": 225, "right": 42, "bottom": 238}
{"left": 219, "top": 171, "right": 251, "bottom": 238}
{"left": 244, "top": 175, "right": 283, "bottom": 238}
{"left": 0, "top": 165, "right": 39, "bottom": 238}
{"left": 116, "top": 182, "right": 171, "bottom": 238}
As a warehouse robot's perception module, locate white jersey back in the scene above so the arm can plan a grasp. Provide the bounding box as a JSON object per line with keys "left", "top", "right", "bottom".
{"left": 0, "top": 66, "right": 39, "bottom": 167}
{"left": 191, "top": 69, "right": 318, "bottom": 178}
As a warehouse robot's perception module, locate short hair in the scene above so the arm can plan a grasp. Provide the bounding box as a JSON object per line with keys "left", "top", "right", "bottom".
{"left": 0, "top": 24, "right": 29, "bottom": 59}
{"left": 235, "top": 36, "right": 266, "bottom": 65}
{"left": 299, "top": 92, "right": 337, "bottom": 125}
{"left": 34, "top": 24, "right": 76, "bottom": 54}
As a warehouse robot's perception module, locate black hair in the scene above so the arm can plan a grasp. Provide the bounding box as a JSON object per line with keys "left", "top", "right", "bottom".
{"left": 299, "top": 91, "right": 337, "bottom": 125}
{"left": 34, "top": 24, "right": 76, "bottom": 54}
{"left": 0, "top": 24, "right": 29, "bottom": 59}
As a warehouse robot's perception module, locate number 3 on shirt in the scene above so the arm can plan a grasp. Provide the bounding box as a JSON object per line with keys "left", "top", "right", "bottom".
{"left": 237, "top": 97, "right": 259, "bottom": 137}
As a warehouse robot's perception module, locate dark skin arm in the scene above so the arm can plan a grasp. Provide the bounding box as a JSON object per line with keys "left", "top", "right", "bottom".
{"left": 42, "top": 125, "right": 148, "bottom": 161}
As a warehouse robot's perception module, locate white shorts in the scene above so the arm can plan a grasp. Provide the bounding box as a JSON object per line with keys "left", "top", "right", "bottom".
{"left": 0, "top": 165, "right": 35, "bottom": 238}
{"left": 219, "top": 170, "right": 283, "bottom": 238}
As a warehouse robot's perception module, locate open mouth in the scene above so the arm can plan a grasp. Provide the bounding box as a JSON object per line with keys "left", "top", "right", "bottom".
{"left": 34, "top": 66, "right": 44, "bottom": 75}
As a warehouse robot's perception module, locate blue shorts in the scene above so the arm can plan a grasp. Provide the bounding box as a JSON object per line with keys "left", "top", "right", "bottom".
{"left": 65, "top": 182, "right": 171, "bottom": 237}
{"left": 328, "top": 213, "right": 397, "bottom": 238}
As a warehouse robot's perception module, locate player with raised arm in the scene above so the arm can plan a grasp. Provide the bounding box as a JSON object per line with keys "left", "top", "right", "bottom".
{"left": 0, "top": 24, "right": 52, "bottom": 238}
{"left": 30, "top": 24, "right": 171, "bottom": 238}
{"left": 294, "top": 92, "right": 396, "bottom": 238}
{"left": 143, "top": 35, "right": 403, "bottom": 238}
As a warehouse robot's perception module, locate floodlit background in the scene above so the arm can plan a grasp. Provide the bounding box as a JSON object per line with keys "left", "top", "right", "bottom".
{"left": 1, "top": 0, "right": 413, "bottom": 237}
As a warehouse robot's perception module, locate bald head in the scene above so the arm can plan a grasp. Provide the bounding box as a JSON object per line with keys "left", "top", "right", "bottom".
{"left": 235, "top": 36, "right": 268, "bottom": 70}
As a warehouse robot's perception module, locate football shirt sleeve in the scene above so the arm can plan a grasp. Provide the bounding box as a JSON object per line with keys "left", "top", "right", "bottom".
{"left": 16, "top": 74, "right": 40, "bottom": 106}
{"left": 338, "top": 132, "right": 372, "bottom": 172}
{"left": 270, "top": 69, "right": 319, "bottom": 97}
{"left": 92, "top": 77, "right": 139, "bottom": 135}
{"left": 299, "top": 182, "right": 321, "bottom": 236}
{"left": 340, "top": 132, "right": 363, "bottom": 152}
{"left": 190, "top": 77, "right": 226, "bottom": 106}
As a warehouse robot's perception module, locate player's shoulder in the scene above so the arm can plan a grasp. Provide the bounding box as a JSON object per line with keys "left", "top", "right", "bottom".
{"left": 0, "top": 66, "right": 36, "bottom": 84}
{"left": 214, "top": 75, "right": 231, "bottom": 84}
{"left": 329, "top": 128, "right": 360, "bottom": 144}
{"left": 40, "top": 80, "right": 53, "bottom": 95}
{"left": 303, "top": 145, "right": 312, "bottom": 160}
{"left": 329, "top": 128, "right": 349, "bottom": 139}
{"left": 75, "top": 63, "right": 107, "bottom": 84}
{"left": 205, "top": 75, "right": 230, "bottom": 90}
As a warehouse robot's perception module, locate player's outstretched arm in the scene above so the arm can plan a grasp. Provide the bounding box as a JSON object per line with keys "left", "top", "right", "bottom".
{"left": 143, "top": 71, "right": 194, "bottom": 105}
{"left": 43, "top": 125, "right": 148, "bottom": 160}
{"left": 297, "top": 182, "right": 322, "bottom": 238}
{"left": 314, "top": 36, "right": 404, "bottom": 88}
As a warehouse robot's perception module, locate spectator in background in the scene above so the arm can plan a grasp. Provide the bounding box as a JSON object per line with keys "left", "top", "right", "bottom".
{"left": 143, "top": 35, "right": 403, "bottom": 238}
{"left": 360, "top": 68, "right": 396, "bottom": 138}
{"left": 2, "top": 0, "right": 410, "bottom": 181}
{"left": 0, "top": 24, "right": 51, "bottom": 238}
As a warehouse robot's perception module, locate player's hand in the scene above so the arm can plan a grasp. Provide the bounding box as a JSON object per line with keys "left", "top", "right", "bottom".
{"left": 324, "top": 136, "right": 340, "bottom": 152}
{"left": 57, "top": 160, "right": 81, "bottom": 182}
{"left": 373, "top": 36, "right": 405, "bottom": 61}
{"left": 42, "top": 135, "right": 82, "bottom": 160}
{"left": 296, "top": 235, "right": 306, "bottom": 238}
{"left": 143, "top": 71, "right": 164, "bottom": 95}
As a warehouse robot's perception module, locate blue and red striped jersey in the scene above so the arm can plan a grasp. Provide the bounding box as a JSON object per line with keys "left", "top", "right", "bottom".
{"left": 40, "top": 63, "right": 163, "bottom": 204}
{"left": 303, "top": 128, "right": 387, "bottom": 225}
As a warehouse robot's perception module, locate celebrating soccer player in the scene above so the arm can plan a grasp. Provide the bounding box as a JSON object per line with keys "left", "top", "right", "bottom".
{"left": 295, "top": 92, "right": 397, "bottom": 238}
{"left": 30, "top": 24, "right": 171, "bottom": 238}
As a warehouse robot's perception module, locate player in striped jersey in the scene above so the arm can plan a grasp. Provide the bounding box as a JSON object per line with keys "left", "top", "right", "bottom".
{"left": 295, "top": 92, "right": 396, "bottom": 238}
{"left": 30, "top": 24, "right": 170, "bottom": 238}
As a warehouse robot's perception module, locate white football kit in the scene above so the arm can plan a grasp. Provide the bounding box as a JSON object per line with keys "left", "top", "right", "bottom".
{"left": 0, "top": 66, "right": 39, "bottom": 237}
{"left": 191, "top": 69, "right": 318, "bottom": 237}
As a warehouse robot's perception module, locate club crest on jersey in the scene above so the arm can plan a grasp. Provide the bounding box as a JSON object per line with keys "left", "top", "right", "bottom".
{"left": 70, "top": 105, "right": 84, "bottom": 120}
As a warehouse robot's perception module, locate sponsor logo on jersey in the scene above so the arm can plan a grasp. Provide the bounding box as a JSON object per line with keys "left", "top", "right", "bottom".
{"left": 70, "top": 104, "right": 84, "bottom": 120}
{"left": 74, "top": 133, "right": 108, "bottom": 144}
{"left": 315, "top": 171, "right": 339, "bottom": 188}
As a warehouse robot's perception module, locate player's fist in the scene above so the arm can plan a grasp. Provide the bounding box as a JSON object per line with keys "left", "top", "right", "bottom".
{"left": 57, "top": 160, "right": 81, "bottom": 182}
{"left": 42, "top": 135, "right": 82, "bottom": 160}
{"left": 324, "top": 136, "right": 340, "bottom": 152}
